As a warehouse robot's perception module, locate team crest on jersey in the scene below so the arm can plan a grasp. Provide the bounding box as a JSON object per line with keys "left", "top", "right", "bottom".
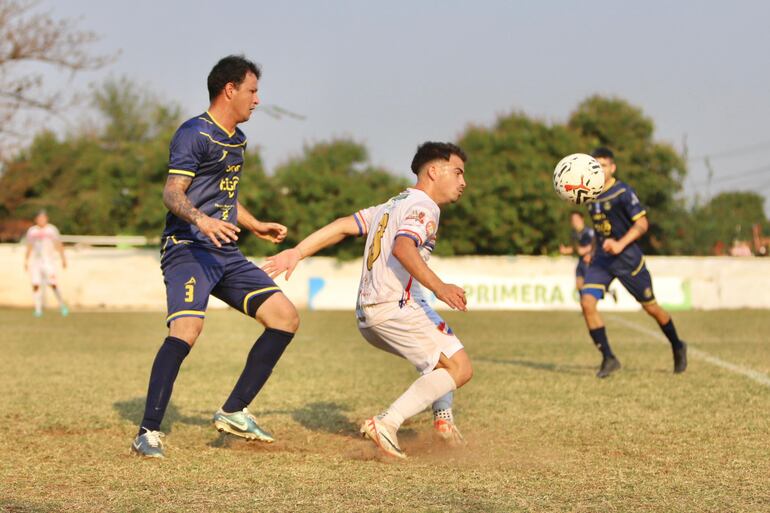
{"left": 426, "top": 220, "right": 437, "bottom": 237}
{"left": 644, "top": 287, "right": 652, "bottom": 298}
{"left": 603, "top": 201, "right": 612, "bottom": 211}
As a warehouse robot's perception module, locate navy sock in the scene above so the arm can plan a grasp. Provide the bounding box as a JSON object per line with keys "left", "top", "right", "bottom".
{"left": 589, "top": 327, "right": 615, "bottom": 359}
{"left": 222, "top": 328, "right": 295, "bottom": 413}
{"left": 138, "top": 336, "right": 191, "bottom": 436}
{"left": 660, "top": 319, "right": 684, "bottom": 350}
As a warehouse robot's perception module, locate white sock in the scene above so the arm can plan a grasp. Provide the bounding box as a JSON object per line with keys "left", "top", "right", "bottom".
{"left": 34, "top": 288, "right": 43, "bottom": 314}
{"left": 380, "top": 368, "right": 457, "bottom": 431}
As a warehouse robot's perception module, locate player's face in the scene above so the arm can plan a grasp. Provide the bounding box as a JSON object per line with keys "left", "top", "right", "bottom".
{"left": 35, "top": 213, "right": 48, "bottom": 227}
{"left": 596, "top": 156, "right": 616, "bottom": 185}
{"left": 435, "top": 154, "right": 466, "bottom": 204}
{"left": 570, "top": 213, "right": 583, "bottom": 230}
{"left": 232, "top": 72, "right": 260, "bottom": 123}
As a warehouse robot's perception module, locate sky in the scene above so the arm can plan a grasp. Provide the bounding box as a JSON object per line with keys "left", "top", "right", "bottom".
{"left": 42, "top": 0, "right": 770, "bottom": 214}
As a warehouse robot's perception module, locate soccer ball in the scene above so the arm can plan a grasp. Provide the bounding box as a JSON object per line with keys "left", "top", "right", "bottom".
{"left": 553, "top": 153, "right": 605, "bottom": 204}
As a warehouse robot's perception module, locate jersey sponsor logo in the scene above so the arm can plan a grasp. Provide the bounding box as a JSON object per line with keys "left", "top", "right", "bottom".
{"left": 225, "top": 163, "right": 241, "bottom": 173}
{"left": 219, "top": 176, "right": 240, "bottom": 198}
{"left": 214, "top": 203, "right": 235, "bottom": 221}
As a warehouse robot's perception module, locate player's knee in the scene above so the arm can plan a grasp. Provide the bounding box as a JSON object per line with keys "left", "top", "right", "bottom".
{"left": 580, "top": 293, "right": 597, "bottom": 312}
{"left": 259, "top": 294, "right": 300, "bottom": 333}
{"left": 168, "top": 318, "right": 203, "bottom": 346}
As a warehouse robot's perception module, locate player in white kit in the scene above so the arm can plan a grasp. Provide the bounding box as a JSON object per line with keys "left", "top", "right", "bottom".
{"left": 263, "top": 142, "right": 472, "bottom": 459}
{"left": 24, "top": 211, "right": 69, "bottom": 317}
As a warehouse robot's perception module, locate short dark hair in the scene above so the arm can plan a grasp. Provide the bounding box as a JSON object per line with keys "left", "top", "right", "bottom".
{"left": 207, "top": 55, "right": 261, "bottom": 101}
{"left": 570, "top": 210, "right": 583, "bottom": 218}
{"left": 410, "top": 142, "right": 467, "bottom": 175}
{"left": 591, "top": 146, "right": 615, "bottom": 161}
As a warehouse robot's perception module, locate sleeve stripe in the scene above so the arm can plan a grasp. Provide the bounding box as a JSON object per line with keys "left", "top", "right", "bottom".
{"left": 395, "top": 233, "right": 421, "bottom": 246}
{"left": 169, "top": 169, "right": 196, "bottom": 177}
{"left": 357, "top": 210, "right": 369, "bottom": 233}
{"left": 396, "top": 229, "right": 424, "bottom": 245}
{"left": 353, "top": 213, "right": 364, "bottom": 236}
{"left": 631, "top": 210, "right": 647, "bottom": 221}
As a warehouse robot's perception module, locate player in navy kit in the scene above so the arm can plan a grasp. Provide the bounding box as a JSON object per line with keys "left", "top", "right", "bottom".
{"left": 580, "top": 147, "right": 687, "bottom": 378}
{"left": 131, "top": 55, "right": 300, "bottom": 458}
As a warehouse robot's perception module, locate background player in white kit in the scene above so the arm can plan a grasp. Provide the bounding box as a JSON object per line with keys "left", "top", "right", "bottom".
{"left": 264, "top": 142, "right": 472, "bottom": 459}
{"left": 24, "top": 210, "right": 69, "bottom": 317}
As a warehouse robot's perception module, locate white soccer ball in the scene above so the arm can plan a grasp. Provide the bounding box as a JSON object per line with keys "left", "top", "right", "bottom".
{"left": 552, "top": 153, "right": 605, "bottom": 204}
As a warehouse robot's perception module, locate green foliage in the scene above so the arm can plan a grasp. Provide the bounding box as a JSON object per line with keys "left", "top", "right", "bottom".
{"left": 268, "top": 140, "right": 408, "bottom": 259}
{"left": 689, "top": 191, "right": 768, "bottom": 253}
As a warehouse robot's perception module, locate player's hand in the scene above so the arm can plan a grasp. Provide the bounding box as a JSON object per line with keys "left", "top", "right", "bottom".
{"left": 558, "top": 244, "right": 572, "bottom": 255}
{"left": 435, "top": 283, "right": 467, "bottom": 311}
{"left": 253, "top": 221, "right": 288, "bottom": 244}
{"left": 195, "top": 216, "right": 240, "bottom": 248}
{"left": 262, "top": 248, "right": 302, "bottom": 280}
{"left": 602, "top": 239, "right": 624, "bottom": 255}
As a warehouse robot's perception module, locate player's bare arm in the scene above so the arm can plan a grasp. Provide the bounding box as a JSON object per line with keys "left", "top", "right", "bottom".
{"left": 391, "top": 236, "right": 467, "bottom": 311}
{"left": 163, "top": 175, "right": 240, "bottom": 248}
{"left": 236, "top": 200, "right": 287, "bottom": 244}
{"left": 263, "top": 215, "right": 359, "bottom": 279}
{"left": 603, "top": 215, "right": 648, "bottom": 255}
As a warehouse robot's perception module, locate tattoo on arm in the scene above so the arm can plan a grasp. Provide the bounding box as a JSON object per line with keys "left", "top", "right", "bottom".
{"left": 163, "top": 176, "right": 204, "bottom": 225}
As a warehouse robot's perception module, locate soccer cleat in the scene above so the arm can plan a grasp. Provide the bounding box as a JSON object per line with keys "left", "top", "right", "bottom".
{"left": 212, "top": 408, "right": 274, "bottom": 443}
{"left": 131, "top": 428, "right": 165, "bottom": 458}
{"left": 33, "top": 310, "right": 42, "bottom": 318}
{"left": 360, "top": 417, "right": 406, "bottom": 459}
{"left": 673, "top": 342, "right": 688, "bottom": 374}
{"left": 596, "top": 356, "right": 621, "bottom": 378}
{"left": 60, "top": 305, "right": 69, "bottom": 317}
{"left": 433, "top": 419, "right": 467, "bottom": 447}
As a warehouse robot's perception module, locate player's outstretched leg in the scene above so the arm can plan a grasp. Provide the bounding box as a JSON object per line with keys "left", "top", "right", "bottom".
{"left": 580, "top": 293, "right": 621, "bottom": 378}
{"left": 361, "top": 349, "right": 472, "bottom": 459}
{"left": 51, "top": 285, "right": 68, "bottom": 317}
{"left": 131, "top": 319, "right": 198, "bottom": 458}
{"left": 432, "top": 391, "right": 466, "bottom": 446}
{"left": 214, "top": 293, "right": 298, "bottom": 442}
{"left": 642, "top": 303, "right": 687, "bottom": 373}
{"left": 32, "top": 285, "right": 43, "bottom": 317}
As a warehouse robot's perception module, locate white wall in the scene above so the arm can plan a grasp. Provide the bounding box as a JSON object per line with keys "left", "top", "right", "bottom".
{"left": 2, "top": 244, "right": 769, "bottom": 311}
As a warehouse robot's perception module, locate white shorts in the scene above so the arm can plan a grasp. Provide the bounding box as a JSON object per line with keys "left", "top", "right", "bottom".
{"left": 29, "top": 260, "right": 57, "bottom": 286}
{"left": 358, "top": 300, "right": 464, "bottom": 375}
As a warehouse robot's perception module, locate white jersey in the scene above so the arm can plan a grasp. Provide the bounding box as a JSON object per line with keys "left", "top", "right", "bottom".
{"left": 26, "top": 224, "right": 61, "bottom": 262}
{"left": 354, "top": 188, "right": 440, "bottom": 327}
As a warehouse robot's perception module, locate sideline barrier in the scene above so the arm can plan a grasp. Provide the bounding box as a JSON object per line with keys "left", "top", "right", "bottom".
{"left": 1, "top": 245, "right": 768, "bottom": 311}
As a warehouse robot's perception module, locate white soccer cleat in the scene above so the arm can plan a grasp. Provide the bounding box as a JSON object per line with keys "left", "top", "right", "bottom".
{"left": 433, "top": 419, "right": 467, "bottom": 447}
{"left": 360, "top": 417, "right": 406, "bottom": 459}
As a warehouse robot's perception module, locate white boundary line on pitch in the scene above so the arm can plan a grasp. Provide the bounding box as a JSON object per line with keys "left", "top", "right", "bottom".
{"left": 607, "top": 314, "right": 770, "bottom": 388}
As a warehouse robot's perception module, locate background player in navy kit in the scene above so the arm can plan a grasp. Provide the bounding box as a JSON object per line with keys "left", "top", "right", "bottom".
{"left": 559, "top": 211, "right": 594, "bottom": 294}
{"left": 580, "top": 147, "right": 687, "bottom": 378}
{"left": 131, "top": 55, "right": 300, "bottom": 458}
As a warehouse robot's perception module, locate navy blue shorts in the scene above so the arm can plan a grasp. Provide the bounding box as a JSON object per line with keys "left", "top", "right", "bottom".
{"left": 161, "top": 243, "right": 280, "bottom": 325}
{"left": 580, "top": 257, "right": 656, "bottom": 304}
{"left": 576, "top": 259, "right": 589, "bottom": 279}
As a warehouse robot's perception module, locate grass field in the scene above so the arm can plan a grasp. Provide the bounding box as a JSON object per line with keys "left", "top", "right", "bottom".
{"left": 1, "top": 307, "right": 769, "bottom": 513}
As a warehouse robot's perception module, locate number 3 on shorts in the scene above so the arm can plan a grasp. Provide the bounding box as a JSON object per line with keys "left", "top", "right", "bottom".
{"left": 367, "top": 213, "right": 389, "bottom": 270}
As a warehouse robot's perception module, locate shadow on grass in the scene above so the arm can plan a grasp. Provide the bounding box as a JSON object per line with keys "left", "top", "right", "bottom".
{"left": 0, "top": 500, "right": 59, "bottom": 513}
{"left": 291, "top": 401, "right": 359, "bottom": 436}
{"left": 476, "top": 356, "right": 594, "bottom": 375}
{"left": 113, "top": 397, "right": 210, "bottom": 433}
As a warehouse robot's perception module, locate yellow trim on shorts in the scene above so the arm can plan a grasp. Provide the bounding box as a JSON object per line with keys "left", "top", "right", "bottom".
{"left": 582, "top": 284, "right": 606, "bottom": 291}
{"left": 169, "top": 169, "right": 196, "bottom": 177}
{"left": 242, "top": 286, "right": 281, "bottom": 314}
{"left": 166, "top": 310, "right": 206, "bottom": 323}
{"left": 631, "top": 210, "right": 647, "bottom": 221}
{"left": 631, "top": 257, "right": 646, "bottom": 276}
{"left": 640, "top": 299, "right": 657, "bottom": 306}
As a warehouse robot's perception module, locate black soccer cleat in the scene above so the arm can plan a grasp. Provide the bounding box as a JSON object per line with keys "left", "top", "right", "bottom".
{"left": 596, "top": 356, "right": 621, "bottom": 378}
{"left": 673, "top": 342, "right": 688, "bottom": 374}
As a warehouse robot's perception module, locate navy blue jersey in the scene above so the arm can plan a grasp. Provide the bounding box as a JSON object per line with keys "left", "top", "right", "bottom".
{"left": 162, "top": 112, "right": 247, "bottom": 247}
{"left": 588, "top": 178, "right": 647, "bottom": 274}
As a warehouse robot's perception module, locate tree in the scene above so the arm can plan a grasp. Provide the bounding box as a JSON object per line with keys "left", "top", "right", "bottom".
{"left": 691, "top": 191, "right": 768, "bottom": 254}
{"left": 269, "top": 140, "right": 408, "bottom": 258}
{"left": 0, "top": 0, "right": 113, "bottom": 156}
